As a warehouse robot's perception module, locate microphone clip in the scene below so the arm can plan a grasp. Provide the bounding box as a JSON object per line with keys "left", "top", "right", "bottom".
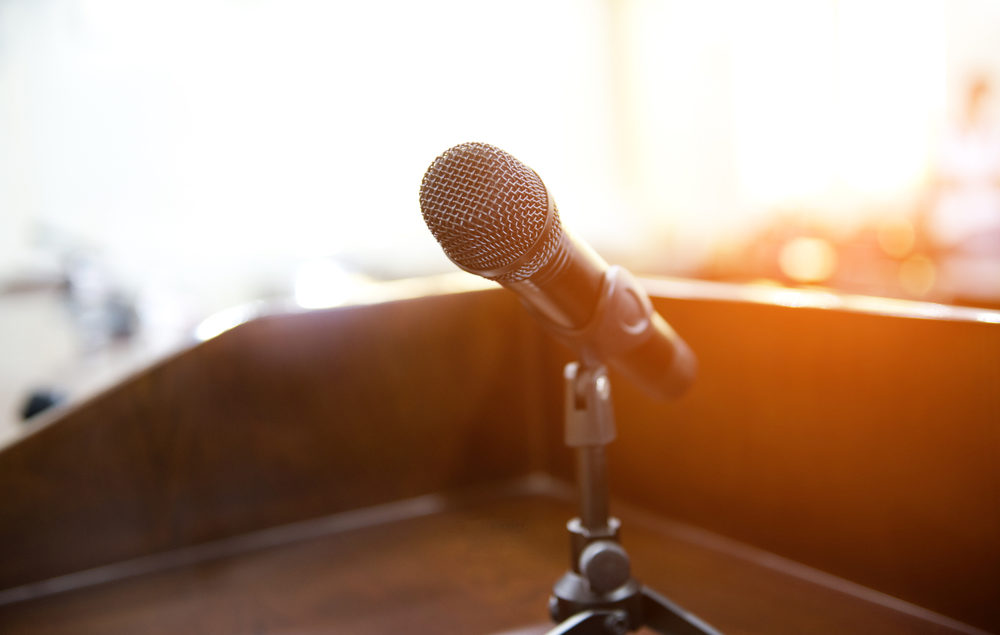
{"left": 541, "top": 265, "right": 656, "bottom": 366}
{"left": 530, "top": 265, "right": 695, "bottom": 400}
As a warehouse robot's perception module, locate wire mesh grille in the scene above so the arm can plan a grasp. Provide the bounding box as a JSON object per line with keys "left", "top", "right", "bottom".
{"left": 419, "top": 142, "right": 562, "bottom": 282}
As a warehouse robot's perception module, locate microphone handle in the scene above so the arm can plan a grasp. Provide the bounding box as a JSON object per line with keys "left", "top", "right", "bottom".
{"left": 501, "top": 231, "right": 607, "bottom": 329}
{"left": 506, "top": 234, "right": 696, "bottom": 400}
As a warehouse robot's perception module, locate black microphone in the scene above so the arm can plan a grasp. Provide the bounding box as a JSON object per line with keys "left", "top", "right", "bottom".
{"left": 418, "top": 142, "right": 695, "bottom": 400}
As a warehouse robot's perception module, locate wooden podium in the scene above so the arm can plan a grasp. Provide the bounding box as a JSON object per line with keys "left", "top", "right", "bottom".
{"left": 0, "top": 279, "right": 997, "bottom": 634}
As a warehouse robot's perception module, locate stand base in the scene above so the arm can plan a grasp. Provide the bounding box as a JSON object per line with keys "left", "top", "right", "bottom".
{"left": 552, "top": 362, "right": 720, "bottom": 634}
{"left": 547, "top": 573, "right": 720, "bottom": 635}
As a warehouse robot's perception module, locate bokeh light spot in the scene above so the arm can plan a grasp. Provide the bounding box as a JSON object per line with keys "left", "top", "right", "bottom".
{"left": 899, "top": 255, "right": 936, "bottom": 297}
{"left": 877, "top": 217, "right": 916, "bottom": 258}
{"left": 779, "top": 237, "right": 838, "bottom": 283}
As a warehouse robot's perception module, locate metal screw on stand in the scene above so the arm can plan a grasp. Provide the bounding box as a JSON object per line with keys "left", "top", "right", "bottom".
{"left": 579, "top": 540, "right": 631, "bottom": 594}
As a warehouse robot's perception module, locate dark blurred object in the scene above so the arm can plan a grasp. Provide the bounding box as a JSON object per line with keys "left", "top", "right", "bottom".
{"left": 0, "top": 272, "right": 68, "bottom": 297}
{"left": 19, "top": 387, "right": 65, "bottom": 421}
{"left": 62, "top": 253, "right": 139, "bottom": 351}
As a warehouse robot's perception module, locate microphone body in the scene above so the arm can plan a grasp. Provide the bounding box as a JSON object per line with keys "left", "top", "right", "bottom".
{"left": 419, "top": 142, "right": 695, "bottom": 400}
{"left": 501, "top": 227, "right": 606, "bottom": 330}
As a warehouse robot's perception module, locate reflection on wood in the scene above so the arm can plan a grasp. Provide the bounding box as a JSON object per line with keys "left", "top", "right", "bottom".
{"left": 0, "top": 290, "right": 549, "bottom": 591}
{"left": 0, "top": 490, "right": 979, "bottom": 634}
{"left": 0, "top": 280, "right": 997, "bottom": 632}
{"left": 607, "top": 295, "right": 1000, "bottom": 632}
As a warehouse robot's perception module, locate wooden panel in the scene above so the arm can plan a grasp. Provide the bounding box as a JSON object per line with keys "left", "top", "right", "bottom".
{"left": 549, "top": 295, "right": 1000, "bottom": 632}
{"left": 1, "top": 281, "right": 997, "bottom": 631}
{"left": 0, "top": 491, "right": 974, "bottom": 634}
{"left": 0, "top": 290, "right": 550, "bottom": 591}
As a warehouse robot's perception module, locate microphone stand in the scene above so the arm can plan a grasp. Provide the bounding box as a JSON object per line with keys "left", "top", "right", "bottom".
{"left": 545, "top": 361, "right": 721, "bottom": 635}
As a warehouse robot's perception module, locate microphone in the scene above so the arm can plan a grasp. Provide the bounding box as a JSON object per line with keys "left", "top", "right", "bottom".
{"left": 418, "top": 142, "right": 695, "bottom": 400}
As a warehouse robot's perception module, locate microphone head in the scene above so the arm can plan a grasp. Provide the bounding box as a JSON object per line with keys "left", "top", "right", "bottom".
{"left": 419, "top": 142, "right": 564, "bottom": 282}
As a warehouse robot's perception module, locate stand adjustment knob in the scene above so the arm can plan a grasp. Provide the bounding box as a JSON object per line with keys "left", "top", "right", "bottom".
{"left": 578, "top": 539, "right": 631, "bottom": 594}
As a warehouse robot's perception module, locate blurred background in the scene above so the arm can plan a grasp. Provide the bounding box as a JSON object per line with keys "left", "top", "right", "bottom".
{"left": 1, "top": 0, "right": 999, "bottom": 435}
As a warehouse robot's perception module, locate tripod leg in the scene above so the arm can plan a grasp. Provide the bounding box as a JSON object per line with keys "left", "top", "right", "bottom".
{"left": 545, "top": 610, "right": 629, "bottom": 635}
{"left": 640, "top": 587, "right": 722, "bottom": 635}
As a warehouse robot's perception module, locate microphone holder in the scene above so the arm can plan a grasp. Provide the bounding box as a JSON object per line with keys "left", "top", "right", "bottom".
{"left": 545, "top": 362, "right": 721, "bottom": 635}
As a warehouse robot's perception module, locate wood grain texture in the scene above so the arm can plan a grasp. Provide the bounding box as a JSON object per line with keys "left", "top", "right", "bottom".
{"left": 567, "top": 296, "right": 1000, "bottom": 632}
{"left": 0, "top": 492, "right": 975, "bottom": 634}
{"left": 0, "top": 282, "right": 998, "bottom": 631}
{"left": 0, "top": 290, "right": 550, "bottom": 591}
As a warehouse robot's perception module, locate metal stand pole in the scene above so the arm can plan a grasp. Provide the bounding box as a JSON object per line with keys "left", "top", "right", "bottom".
{"left": 546, "top": 362, "right": 722, "bottom": 635}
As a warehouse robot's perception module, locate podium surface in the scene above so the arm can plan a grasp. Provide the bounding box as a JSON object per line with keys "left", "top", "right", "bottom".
{"left": 0, "top": 279, "right": 997, "bottom": 633}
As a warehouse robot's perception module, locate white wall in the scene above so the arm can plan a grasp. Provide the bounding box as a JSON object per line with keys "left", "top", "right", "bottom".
{"left": 2, "top": 0, "right": 1000, "bottom": 312}
{"left": 0, "top": 0, "right": 621, "bottom": 311}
